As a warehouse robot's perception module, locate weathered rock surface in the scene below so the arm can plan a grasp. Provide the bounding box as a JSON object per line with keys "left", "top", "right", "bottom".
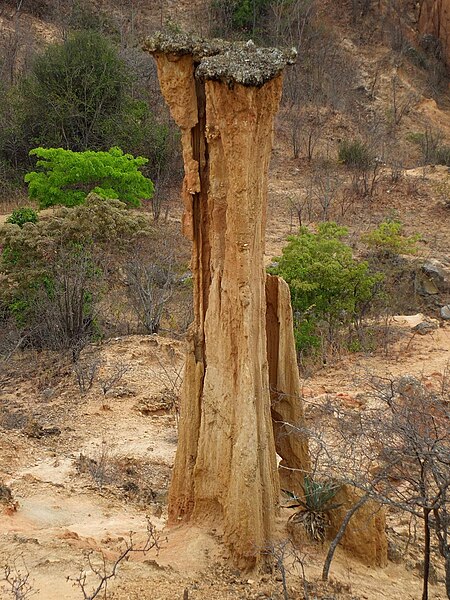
{"left": 143, "top": 32, "right": 296, "bottom": 86}
{"left": 440, "top": 304, "right": 450, "bottom": 318}
{"left": 145, "top": 33, "right": 308, "bottom": 569}
{"left": 328, "top": 485, "right": 388, "bottom": 568}
{"left": 266, "top": 274, "right": 309, "bottom": 497}
{"left": 422, "top": 258, "right": 450, "bottom": 291}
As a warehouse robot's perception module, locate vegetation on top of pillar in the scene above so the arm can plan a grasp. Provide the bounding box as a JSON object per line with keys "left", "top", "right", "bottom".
{"left": 143, "top": 31, "right": 296, "bottom": 86}
{"left": 143, "top": 31, "right": 231, "bottom": 60}
{"left": 196, "top": 42, "right": 296, "bottom": 86}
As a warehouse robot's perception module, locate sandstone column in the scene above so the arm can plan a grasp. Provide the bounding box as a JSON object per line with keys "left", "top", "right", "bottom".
{"left": 144, "top": 33, "right": 309, "bottom": 569}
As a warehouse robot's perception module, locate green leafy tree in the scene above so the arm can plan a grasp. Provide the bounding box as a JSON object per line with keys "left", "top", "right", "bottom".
{"left": 270, "top": 222, "right": 383, "bottom": 354}
{"left": 362, "top": 219, "right": 420, "bottom": 256}
{"left": 0, "top": 28, "right": 181, "bottom": 215}
{"left": 20, "top": 30, "right": 129, "bottom": 152}
{"left": 25, "top": 146, "right": 154, "bottom": 208}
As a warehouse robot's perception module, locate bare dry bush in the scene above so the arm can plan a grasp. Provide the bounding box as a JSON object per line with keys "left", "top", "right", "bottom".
{"left": 281, "top": 374, "right": 450, "bottom": 597}
{"left": 125, "top": 249, "right": 178, "bottom": 335}
{"left": 308, "top": 163, "right": 344, "bottom": 221}
{"left": 262, "top": 540, "right": 310, "bottom": 600}
{"left": 149, "top": 352, "right": 184, "bottom": 426}
{"left": 76, "top": 441, "right": 117, "bottom": 492}
{"left": 99, "top": 362, "right": 130, "bottom": 399}
{"left": 73, "top": 356, "right": 101, "bottom": 395}
{"left": 1, "top": 557, "right": 37, "bottom": 600}
{"left": 76, "top": 444, "right": 164, "bottom": 509}
{"left": 68, "top": 518, "right": 162, "bottom": 600}
{"left": 389, "top": 74, "right": 418, "bottom": 129}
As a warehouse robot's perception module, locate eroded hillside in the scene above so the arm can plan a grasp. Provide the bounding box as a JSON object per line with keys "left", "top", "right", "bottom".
{"left": 1, "top": 1, "right": 450, "bottom": 599}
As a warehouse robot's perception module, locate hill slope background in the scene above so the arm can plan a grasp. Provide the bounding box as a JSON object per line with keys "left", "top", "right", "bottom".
{"left": 1, "top": 1, "right": 450, "bottom": 599}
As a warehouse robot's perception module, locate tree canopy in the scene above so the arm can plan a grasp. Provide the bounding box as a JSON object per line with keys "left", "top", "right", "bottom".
{"left": 25, "top": 146, "right": 154, "bottom": 208}
{"left": 270, "top": 222, "right": 383, "bottom": 352}
{"left": 21, "top": 30, "right": 129, "bottom": 152}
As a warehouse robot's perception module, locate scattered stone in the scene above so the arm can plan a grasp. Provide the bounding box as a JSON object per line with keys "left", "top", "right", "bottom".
{"left": 41, "top": 388, "right": 55, "bottom": 401}
{"left": 24, "top": 421, "right": 61, "bottom": 439}
{"left": 412, "top": 320, "right": 439, "bottom": 335}
{"left": 416, "top": 273, "right": 439, "bottom": 295}
{"left": 135, "top": 392, "right": 177, "bottom": 416}
{"left": 422, "top": 258, "right": 450, "bottom": 290}
{"left": 107, "top": 385, "right": 135, "bottom": 398}
{"left": 0, "top": 409, "right": 27, "bottom": 430}
{"left": 440, "top": 304, "right": 450, "bottom": 319}
{"left": 143, "top": 558, "right": 171, "bottom": 571}
{"left": 12, "top": 535, "right": 39, "bottom": 545}
{"left": 0, "top": 481, "right": 18, "bottom": 513}
{"left": 140, "top": 337, "right": 158, "bottom": 347}
{"left": 0, "top": 481, "right": 14, "bottom": 504}
{"left": 59, "top": 530, "right": 80, "bottom": 541}
{"left": 392, "top": 313, "right": 431, "bottom": 328}
{"left": 387, "top": 540, "right": 403, "bottom": 564}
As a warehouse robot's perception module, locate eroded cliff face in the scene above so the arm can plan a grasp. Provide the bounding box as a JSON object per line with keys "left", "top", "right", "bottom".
{"left": 419, "top": 0, "right": 450, "bottom": 65}
{"left": 146, "top": 34, "right": 308, "bottom": 569}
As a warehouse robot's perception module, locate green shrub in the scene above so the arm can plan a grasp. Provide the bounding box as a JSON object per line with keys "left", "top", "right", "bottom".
{"left": 6, "top": 207, "right": 38, "bottom": 227}
{"left": 0, "top": 194, "right": 151, "bottom": 356}
{"left": 285, "top": 477, "right": 341, "bottom": 542}
{"left": 269, "top": 222, "right": 383, "bottom": 355}
{"left": 212, "top": 0, "right": 271, "bottom": 36}
{"left": 338, "top": 139, "right": 373, "bottom": 169}
{"left": 20, "top": 31, "right": 130, "bottom": 152}
{"left": 404, "top": 45, "right": 428, "bottom": 69}
{"left": 362, "top": 219, "right": 420, "bottom": 256}
{"left": 25, "top": 147, "right": 154, "bottom": 208}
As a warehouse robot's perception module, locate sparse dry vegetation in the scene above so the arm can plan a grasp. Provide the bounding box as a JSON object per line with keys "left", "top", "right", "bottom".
{"left": 1, "top": 0, "right": 450, "bottom": 598}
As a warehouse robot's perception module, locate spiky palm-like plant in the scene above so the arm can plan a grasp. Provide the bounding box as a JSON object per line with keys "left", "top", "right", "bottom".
{"left": 284, "top": 477, "right": 341, "bottom": 542}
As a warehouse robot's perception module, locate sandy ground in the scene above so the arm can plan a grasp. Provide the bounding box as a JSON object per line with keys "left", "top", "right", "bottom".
{"left": 0, "top": 321, "right": 449, "bottom": 599}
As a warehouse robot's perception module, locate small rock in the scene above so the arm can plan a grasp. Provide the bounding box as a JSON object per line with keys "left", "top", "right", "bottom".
{"left": 423, "top": 259, "right": 450, "bottom": 288}
{"left": 41, "top": 388, "right": 55, "bottom": 400}
{"left": 24, "top": 420, "right": 61, "bottom": 439}
{"left": 107, "top": 386, "right": 135, "bottom": 398}
{"left": 387, "top": 540, "right": 402, "bottom": 564}
{"left": 440, "top": 304, "right": 450, "bottom": 320}
{"left": 412, "top": 320, "right": 438, "bottom": 335}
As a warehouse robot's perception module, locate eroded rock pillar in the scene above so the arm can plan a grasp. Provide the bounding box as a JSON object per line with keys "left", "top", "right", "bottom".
{"left": 145, "top": 34, "right": 308, "bottom": 568}
{"left": 266, "top": 274, "right": 310, "bottom": 496}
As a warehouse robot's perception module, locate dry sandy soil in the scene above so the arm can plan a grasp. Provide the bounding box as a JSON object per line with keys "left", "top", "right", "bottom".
{"left": 0, "top": 319, "right": 449, "bottom": 599}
